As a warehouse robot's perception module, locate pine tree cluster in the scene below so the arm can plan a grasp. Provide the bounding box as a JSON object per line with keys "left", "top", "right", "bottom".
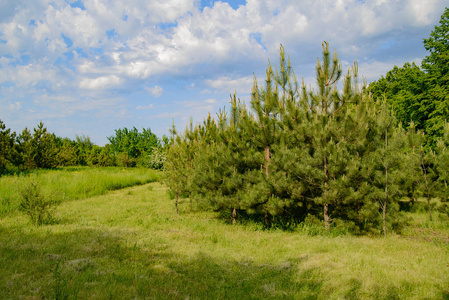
{"left": 0, "top": 121, "right": 165, "bottom": 173}
{"left": 165, "top": 42, "right": 449, "bottom": 236}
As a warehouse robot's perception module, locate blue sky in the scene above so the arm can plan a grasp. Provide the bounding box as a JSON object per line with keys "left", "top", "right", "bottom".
{"left": 0, "top": 0, "right": 447, "bottom": 145}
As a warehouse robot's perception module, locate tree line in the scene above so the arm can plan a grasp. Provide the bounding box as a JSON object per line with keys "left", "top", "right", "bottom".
{"left": 0, "top": 121, "right": 166, "bottom": 174}
{"left": 164, "top": 8, "right": 449, "bottom": 235}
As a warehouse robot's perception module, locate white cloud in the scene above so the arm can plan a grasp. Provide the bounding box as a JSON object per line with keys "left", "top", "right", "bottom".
{"left": 154, "top": 112, "right": 183, "bottom": 119}
{"left": 205, "top": 76, "right": 254, "bottom": 94}
{"left": 79, "top": 75, "right": 123, "bottom": 89}
{"left": 8, "top": 101, "right": 22, "bottom": 110}
{"left": 145, "top": 85, "right": 163, "bottom": 97}
{"left": 205, "top": 98, "right": 216, "bottom": 104}
{"left": 136, "top": 104, "right": 155, "bottom": 110}
{"left": 0, "top": 0, "right": 447, "bottom": 141}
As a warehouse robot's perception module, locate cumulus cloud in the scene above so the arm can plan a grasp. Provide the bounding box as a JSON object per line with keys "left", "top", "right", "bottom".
{"left": 145, "top": 85, "right": 163, "bottom": 97}
{"left": 0, "top": 0, "right": 447, "bottom": 142}
{"left": 3, "top": 0, "right": 443, "bottom": 91}
{"left": 79, "top": 75, "right": 123, "bottom": 89}
{"left": 205, "top": 76, "right": 254, "bottom": 94}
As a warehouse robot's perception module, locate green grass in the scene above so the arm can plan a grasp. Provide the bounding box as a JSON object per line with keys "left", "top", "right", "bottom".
{"left": 0, "top": 171, "right": 448, "bottom": 299}
{"left": 0, "top": 167, "right": 161, "bottom": 216}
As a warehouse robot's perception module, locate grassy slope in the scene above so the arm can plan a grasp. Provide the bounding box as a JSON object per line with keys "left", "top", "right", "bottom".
{"left": 0, "top": 181, "right": 448, "bottom": 299}
{"left": 0, "top": 167, "right": 161, "bottom": 216}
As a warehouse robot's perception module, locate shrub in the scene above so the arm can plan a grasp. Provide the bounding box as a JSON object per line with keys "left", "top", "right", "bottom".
{"left": 19, "top": 181, "right": 58, "bottom": 225}
{"left": 140, "top": 147, "right": 166, "bottom": 169}
{"left": 116, "top": 152, "right": 136, "bottom": 168}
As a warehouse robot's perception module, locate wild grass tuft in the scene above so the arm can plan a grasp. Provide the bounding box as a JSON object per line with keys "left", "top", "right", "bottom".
{"left": 19, "top": 180, "right": 58, "bottom": 225}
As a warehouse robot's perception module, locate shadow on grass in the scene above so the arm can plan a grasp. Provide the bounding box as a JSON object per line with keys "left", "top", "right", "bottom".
{"left": 0, "top": 224, "right": 324, "bottom": 299}
{"left": 0, "top": 223, "right": 444, "bottom": 299}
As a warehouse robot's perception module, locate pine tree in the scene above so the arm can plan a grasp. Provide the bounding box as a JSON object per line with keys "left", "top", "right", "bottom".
{"left": 16, "top": 127, "right": 37, "bottom": 170}
{"left": 434, "top": 123, "right": 449, "bottom": 214}
{"left": 0, "top": 120, "right": 16, "bottom": 174}
{"left": 239, "top": 61, "right": 283, "bottom": 228}
{"left": 406, "top": 122, "right": 440, "bottom": 220}
{"left": 288, "top": 42, "right": 366, "bottom": 232}
{"left": 366, "top": 100, "right": 406, "bottom": 237}
{"left": 164, "top": 123, "right": 188, "bottom": 214}
{"left": 182, "top": 119, "right": 199, "bottom": 210}
{"left": 56, "top": 140, "right": 78, "bottom": 167}
{"left": 32, "top": 122, "right": 58, "bottom": 169}
{"left": 213, "top": 94, "right": 248, "bottom": 224}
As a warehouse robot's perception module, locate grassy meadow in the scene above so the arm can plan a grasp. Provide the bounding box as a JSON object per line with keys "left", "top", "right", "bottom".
{"left": 0, "top": 168, "right": 448, "bottom": 299}
{"left": 0, "top": 167, "right": 161, "bottom": 216}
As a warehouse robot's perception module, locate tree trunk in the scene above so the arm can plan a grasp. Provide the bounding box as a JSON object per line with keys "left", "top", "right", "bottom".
{"left": 421, "top": 155, "right": 433, "bottom": 221}
{"left": 175, "top": 193, "right": 178, "bottom": 215}
{"left": 232, "top": 207, "right": 237, "bottom": 225}
{"left": 357, "top": 203, "right": 361, "bottom": 226}
{"left": 189, "top": 191, "right": 192, "bottom": 211}
{"left": 324, "top": 155, "right": 330, "bottom": 232}
{"left": 265, "top": 211, "right": 271, "bottom": 228}
{"left": 264, "top": 145, "right": 270, "bottom": 177}
{"left": 382, "top": 203, "right": 386, "bottom": 238}
{"left": 383, "top": 128, "right": 388, "bottom": 238}
{"left": 324, "top": 204, "right": 330, "bottom": 232}
{"left": 264, "top": 145, "right": 271, "bottom": 229}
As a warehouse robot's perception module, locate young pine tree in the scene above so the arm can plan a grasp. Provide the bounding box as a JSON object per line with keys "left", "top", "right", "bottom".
{"left": 406, "top": 122, "right": 439, "bottom": 220}
{"left": 290, "top": 42, "right": 367, "bottom": 232}
{"left": 164, "top": 124, "right": 189, "bottom": 214}
{"left": 212, "top": 94, "right": 249, "bottom": 224}
{"left": 0, "top": 120, "right": 16, "bottom": 174}
{"left": 366, "top": 100, "right": 406, "bottom": 237}
{"left": 240, "top": 62, "right": 284, "bottom": 228}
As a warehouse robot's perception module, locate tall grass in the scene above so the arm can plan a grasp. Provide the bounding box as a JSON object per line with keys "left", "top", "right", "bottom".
{"left": 0, "top": 167, "right": 161, "bottom": 216}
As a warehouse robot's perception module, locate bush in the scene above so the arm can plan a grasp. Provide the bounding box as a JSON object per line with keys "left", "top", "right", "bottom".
{"left": 140, "top": 147, "right": 166, "bottom": 169}
{"left": 19, "top": 181, "right": 58, "bottom": 225}
{"left": 116, "top": 152, "right": 136, "bottom": 168}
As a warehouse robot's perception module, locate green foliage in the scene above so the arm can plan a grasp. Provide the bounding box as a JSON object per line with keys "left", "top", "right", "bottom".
{"left": 287, "top": 42, "right": 368, "bottom": 232}
{"left": 165, "top": 36, "right": 449, "bottom": 235}
{"left": 107, "top": 127, "right": 160, "bottom": 159}
{"left": 369, "top": 7, "right": 449, "bottom": 148}
{"left": 422, "top": 7, "right": 449, "bottom": 86}
{"left": 19, "top": 181, "right": 58, "bottom": 225}
{"left": 0, "top": 119, "right": 164, "bottom": 172}
{"left": 56, "top": 140, "right": 78, "bottom": 167}
{"left": 369, "top": 63, "right": 428, "bottom": 129}
{"left": 143, "top": 146, "right": 166, "bottom": 170}
{"left": 32, "top": 122, "right": 59, "bottom": 169}
{"left": 164, "top": 124, "right": 193, "bottom": 214}
{"left": 15, "top": 127, "right": 37, "bottom": 170}
{"left": 364, "top": 100, "right": 407, "bottom": 236}
{"left": 0, "top": 120, "right": 16, "bottom": 175}
{"left": 435, "top": 123, "right": 449, "bottom": 204}
{"left": 13, "top": 122, "right": 59, "bottom": 170}
{"left": 116, "top": 152, "right": 136, "bottom": 168}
